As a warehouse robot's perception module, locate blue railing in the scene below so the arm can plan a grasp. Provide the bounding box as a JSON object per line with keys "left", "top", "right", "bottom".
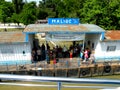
{"left": 0, "top": 74, "right": 120, "bottom": 90}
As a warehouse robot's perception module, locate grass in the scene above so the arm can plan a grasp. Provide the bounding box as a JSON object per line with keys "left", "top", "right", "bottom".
{"left": 92, "top": 74, "right": 120, "bottom": 79}
{"left": 0, "top": 86, "right": 97, "bottom": 90}
{"left": 0, "top": 74, "right": 120, "bottom": 90}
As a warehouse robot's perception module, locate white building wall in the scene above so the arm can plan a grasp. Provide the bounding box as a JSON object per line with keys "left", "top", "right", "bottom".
{"left": 95, "top": 41, "right": 120, "bottom": 61}
{"left": 0, "top": 42, "right": 32, "bottom": 65}
{"left": 29, "top": 34, "right": 34, "bottom": 49}
{"left": 85, "top": 33, "right": 101, "bottom": 50}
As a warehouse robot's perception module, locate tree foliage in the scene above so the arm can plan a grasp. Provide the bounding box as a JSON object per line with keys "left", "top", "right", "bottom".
{"left": 20, "top": 2, "right": 37, "bottom": 25}
{"left": 11, "top": 13, "right": 20, "bottom": 25}
{"left": 12, "top": 0, "right": 24, "bottom": 14}
{"left": 0, "top": 0, "right": 120, "bottom": 30}
{"left": 81, "top": 0, "right": 120, "bottom": 30}
{"left": 0, "top": 1, "right": 14, "bottom": 25}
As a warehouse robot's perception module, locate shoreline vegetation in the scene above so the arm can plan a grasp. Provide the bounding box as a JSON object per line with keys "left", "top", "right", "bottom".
{"left": 1, "top": 0, "right": 120, "bottom": 30}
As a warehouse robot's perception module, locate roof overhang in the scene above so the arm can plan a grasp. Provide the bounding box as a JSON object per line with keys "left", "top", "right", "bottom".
{"left": 23, "top": 24, "right": 105, "bottom": 33}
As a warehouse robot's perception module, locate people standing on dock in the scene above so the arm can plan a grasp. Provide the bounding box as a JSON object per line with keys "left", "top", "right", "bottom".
{"left": 80, "top": 51, "right": 84, "bottom": 60}
{"left": 84, "top": 48, "right": 88, "bottom": 62}
{"left": 36, "top": 46, "right": 41, "bottom": 61}
{"left": 89, "top": 50, "right": 95, "bottom": 64}
{"left": 63, "top": 45, "right": 67, "bottom": 58}
{"left": 87, "top": 48, "right": 91, "bottom": 58}
{"left": 46, "top": 43, "right": 50, "bottom": 50}
{"left": 31, "top": 40, "right": 95, "bottom": 64}
{"left": 58, "top": 46, "right": 63, "bottom": 58}
{"left": 41, "top": 43, "right": 46, "bottom": 60}
{"left": 32, "top": 48, "right": 37, "bottom": 63}
{"left": 70, "top": 50, "right": 73, "bottom": 60}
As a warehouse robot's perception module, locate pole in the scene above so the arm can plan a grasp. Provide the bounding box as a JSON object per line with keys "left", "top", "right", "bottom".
{"left": 57, "top": 82, "right": 61, "bottom": 90}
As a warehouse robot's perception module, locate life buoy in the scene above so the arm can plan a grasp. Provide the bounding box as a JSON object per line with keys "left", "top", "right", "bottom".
{"left": 81, "top": 68, "right": 90, "bottom": 76}
{"left": 104, "top": 65, "right": 111, "bottom": 73}
{"left": 81, "top": 70, "right": 87, "bottom": 76}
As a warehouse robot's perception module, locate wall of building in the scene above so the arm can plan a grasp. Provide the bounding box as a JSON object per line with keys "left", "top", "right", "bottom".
{"left": 95, "top": 41, "right": 120, "bottom": 61}
{"left": 29, "top": 34, "right": 34, "bottom": 49}
{"left": 0, "top": 42, "right": 32, "bottom": 65}
{"left": 85, "top": 33, "right": 101, "bottom": 50}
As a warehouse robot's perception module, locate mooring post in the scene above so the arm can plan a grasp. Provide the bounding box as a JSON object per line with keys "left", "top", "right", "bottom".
{"left": 57, "top": 82, "right": 61, "bottom": 90}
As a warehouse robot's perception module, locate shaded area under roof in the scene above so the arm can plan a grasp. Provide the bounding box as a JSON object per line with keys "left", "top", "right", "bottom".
{"left": 24, "top": 24, "right": 105, "bottom": 33}
{"left": 0, "top": 32, "right": 25, "bottom": 43}
{"left": 105, "top": 30, "right": 120, "bottom": 41}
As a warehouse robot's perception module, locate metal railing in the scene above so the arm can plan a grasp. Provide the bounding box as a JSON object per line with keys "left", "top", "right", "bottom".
{"left": 0, "top": 74, "right": 120, "bottom": 90}
{"left": 0, "top": 60, "right": 120, "bottom": 79}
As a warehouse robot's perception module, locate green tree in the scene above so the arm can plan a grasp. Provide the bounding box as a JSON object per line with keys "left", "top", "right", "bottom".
{"left": 37, "top": 0, "right": 83, "bottom": 18}
{"left": 11, "top": 13, "right": 20, "bottom": 25}
{"left": 0, "top": 0, "right": 5, "bottom": 4}
{"left": 37, "top": 9, "right": 48, "bottom": 19}
{"left": 20, "top": 2, "right": 37, "bottom": 25}
{"left": 0, "top": 1, "right": 14, "bottom": 25}
{"left": 81, "top": 0, "right": 120, "bottom": 30}
{"left": 11, "top": 0, "right": 24, "bottom": 25}
{"left": 12, "top": 0, "right": 24, "bottom": 14}
{"left": 106, "top": 0, "right": 120, "bottom": 29}
{"left": 56, "top": 0, "right": 81, "bottom": 17}
{"left": 0, "top": 0, "right": 119, "bottom": 30}
{"left": 37, "top": 0, "right": 57, "bottom": 19}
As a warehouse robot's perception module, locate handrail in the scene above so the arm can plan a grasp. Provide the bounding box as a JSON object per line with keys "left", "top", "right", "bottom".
{"left": 0, "top": 82, "right": 118, "bottom": 89}
{"left": 0, "top": 74, "right": 119, "bottom": 90}
{"left": 0, "top": 74, "right": 120, "bottom": 84}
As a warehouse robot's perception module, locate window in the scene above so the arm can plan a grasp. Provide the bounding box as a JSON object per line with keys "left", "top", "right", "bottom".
{"left": 107, "top": 46, "right": 116, "bottom": 51}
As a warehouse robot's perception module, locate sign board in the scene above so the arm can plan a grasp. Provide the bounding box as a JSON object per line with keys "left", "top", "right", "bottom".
{"left": 46, "top": 33, "right": 85, "bottom": 41}
{"left": 48, "top": 18, "right": 79, "bottom": 25}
